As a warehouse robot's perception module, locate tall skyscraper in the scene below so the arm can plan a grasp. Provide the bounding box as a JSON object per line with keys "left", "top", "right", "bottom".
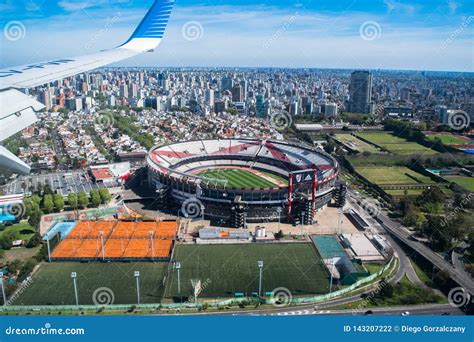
{"left": 221, "top": 77, "right": 233, "bottom": 91}
{"left": 231, "top": 86, "right": 243, "bottom": 103}
{"left": 349, "top": 70, "right": 372, "bottom": 114}
{"left": 256, "top": 95, "right": 265, "bottom": 117}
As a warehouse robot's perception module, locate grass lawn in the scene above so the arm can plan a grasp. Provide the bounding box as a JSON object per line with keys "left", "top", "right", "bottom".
{"left": 164, "top": 243, "right": 330, "bottom": 299}
{"left": 0, "top": 221, "right": 36, "bottom": 241}
{"left": 334, "top": 134, "right": 381, "bottom": 154}
{"left": 12, "top": 262, "right": 168, "bottom": 305}
{"left": 425, "top": 133, "right": 470, "bottom": 145}
{"left": 363, "top": 262, "right": 384, "bottom": 274}
{"left": 446, "top": 176, "right": 474, "bottom": 192}
{"left": 0, "top": 246, "right": 41, "bottom": 264}
{"left": 197, "top": 168, "right": 286, "bottom": 188}
{"left": 356, "top": 167, "right": 433, "bottom": 185}
{"left": 356, "top": 132, "right": 438, "bottom": 156}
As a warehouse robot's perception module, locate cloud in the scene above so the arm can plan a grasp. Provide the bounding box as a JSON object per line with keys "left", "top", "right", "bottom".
{"left": 0, "top": 3, "right": 472, "bottom": 72}
{"left": 383, "top": 0, "right": 417, "bottom": 15}
{"left": 58, "top": 0, "right": 127, "bottom": 12}
{"left": 446, "top": 0, "right": 459, "bottom": 14}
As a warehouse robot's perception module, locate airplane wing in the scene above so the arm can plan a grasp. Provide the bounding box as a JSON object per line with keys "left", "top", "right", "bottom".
{"left": 0, "top": 0, "right": 174, "bottom": 175}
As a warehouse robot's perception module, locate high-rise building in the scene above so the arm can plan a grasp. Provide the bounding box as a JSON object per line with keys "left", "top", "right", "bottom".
{"left": 325, "top": 102, "right": 338, "bottom": 117}
{"left": 39, "top": 88, "right": 53, "bottom": 110}
{"left": 231, "top": 86, "right": 243, "bottom": 103}
{"left": 120, "top": 84, "right": 129, "bottom": 98}
{"left": 221, "top": 77, "right": 233, "bottom": 91}
{"left": 256, "top": 95, "right": 265, "bottom": 117}
{"left": 349, "top": 70, "right": 372, "bottom": 114}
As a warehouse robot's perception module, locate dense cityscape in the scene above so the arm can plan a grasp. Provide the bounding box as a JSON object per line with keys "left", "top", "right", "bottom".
{"left": 0, "top": 1, "right": 473, "bottom": 339}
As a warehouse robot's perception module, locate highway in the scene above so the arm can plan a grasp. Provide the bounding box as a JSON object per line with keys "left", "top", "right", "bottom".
{"left": 348, "top": 188, "right": 474, "bottom": 295}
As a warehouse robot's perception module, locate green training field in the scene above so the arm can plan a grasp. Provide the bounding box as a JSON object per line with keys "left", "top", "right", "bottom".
{"left": 164, "top": 243, "right": 330, "bottom": 299}
{"left": 356, "top": 166, "right": 433, "bottom": 185}
{"left": 356, "top": 132, "right": 438, "bottom": 156}
{"left": 334, "top": 134, "right": 381, "bottom": 154}
{"left": 12, "top": 262, "right": 168, "bottom": 306}
{"left": 197, "top": 168, "right": 286, "bottom": 188}
{"left": 446, "top": 176, "right": 474, "bottom": 192}
{"left": 425, "top": 133, "right": 471, "bottom": 145}
{"left": 356, "top": 166, "right": 434, "bottom": 196}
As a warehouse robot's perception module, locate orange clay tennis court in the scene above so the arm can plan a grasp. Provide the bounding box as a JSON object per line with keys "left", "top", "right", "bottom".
{"left": 50, "top": 221, "right": 177, "bottom": 261}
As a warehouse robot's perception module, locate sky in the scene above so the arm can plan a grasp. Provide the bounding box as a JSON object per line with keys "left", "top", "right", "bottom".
{"left": 0, "top": 0, "right": 473, "bottom": 71}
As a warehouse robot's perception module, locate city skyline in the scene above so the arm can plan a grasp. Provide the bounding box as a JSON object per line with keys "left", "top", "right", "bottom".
{"left": 0, "top": 0, "right": 473, "bottom": 72}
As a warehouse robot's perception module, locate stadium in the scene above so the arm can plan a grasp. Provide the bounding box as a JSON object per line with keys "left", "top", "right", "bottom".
{"left": 147, "top": 138, "right": 340, "bottom": 226}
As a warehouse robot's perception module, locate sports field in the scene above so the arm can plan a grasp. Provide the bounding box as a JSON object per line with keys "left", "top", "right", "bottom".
{"left": 425, "top": 133, "right": 471, "bottom": 145}
{"left": 356, "top": 166, "right": 435, "bottom": 196}
{"left": 446, "top": 176, "right": 474, "bottom": 192}
{"left": 197, "top": 168, "right": 287, "bottom": 188}
{"left": 334, "top": 134, "right": 381, "bottom": 154}
{"left": 164, "top": 243, "right": 330, "bottom": 299}
{"left": 12, "top": 262, "right": 168, "bottom": 305}
{"left": 356, "top": 132, "right": 438, "bottom": 156}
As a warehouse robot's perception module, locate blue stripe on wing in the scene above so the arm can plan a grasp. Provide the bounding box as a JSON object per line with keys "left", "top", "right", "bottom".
{"left": 128, "top": 0, "right": 174, "bottom": 40}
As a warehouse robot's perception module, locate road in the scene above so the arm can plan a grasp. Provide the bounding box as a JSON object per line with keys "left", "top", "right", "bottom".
{"left": 452, "top": 243, "right": 473, "bottom": 285}
{"left": 171, "top": 303, "right": 462, "bottom": 316}
{"left": 348, "top": 189, "right": 474, "bottom": 295}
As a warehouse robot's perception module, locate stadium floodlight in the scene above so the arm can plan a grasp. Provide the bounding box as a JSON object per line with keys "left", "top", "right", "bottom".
{"left": 46, "top": 238, "right": 51, "bottom": 263}
{"left": 329, "top": 260, "right": 335, "bottom": 294}
{"left": 276, "top": 207, "right": 283, "bottom": 231}
{"left": 71, "top": 272, "right": 79, "bottom": 305}
{"left": 134, "top": 271, "right": 140, "bottom": 304}
{"left": 149, "top": 231, "right": 155, "bottom": 261}
{"left": 100, "top": 231, "right": 105, "bottom": 261}
{"left": 174, "top": 262, "right": 182, "bottom": 294}
{"left": 0, "top": 272, "right": 6, "bottom": 306}
{"left": 257, "top": 261, "right": 264, "bottom": 296}
{"left": 301, "top": 211, "right": 306, "bottom": 236}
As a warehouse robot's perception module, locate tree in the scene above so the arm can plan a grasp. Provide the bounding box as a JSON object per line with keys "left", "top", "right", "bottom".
{"left": 90, "top": 189, "right": 101, "bottom": 207}
{"left": 98, "top": 188, "right": 112, "bottom": 204}
{"left": 53, "top": 194, "right": 65, "bottom": 212}
{"left": 68, "top": 193, "right": 78, "bottom": 210}
{"left": 324, "top": 141, "right": 335, "bottom": 154}
{"left": 7, "top": 259, "right": 23, "bottom": 274}
{"left": 78, "top": 192, "right": 89, "bottom": 209}
{"left": 43, "top": 194, "right": 54, "bottom": 214}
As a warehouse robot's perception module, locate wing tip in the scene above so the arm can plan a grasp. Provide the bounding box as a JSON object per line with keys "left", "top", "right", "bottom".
{"left": 120, "top": 0, "right": 175, "bottom": 51}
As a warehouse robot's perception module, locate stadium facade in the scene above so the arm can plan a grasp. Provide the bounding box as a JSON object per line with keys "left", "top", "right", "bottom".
{"left": 147, "top": 139, "right": 339, "bottom": 227}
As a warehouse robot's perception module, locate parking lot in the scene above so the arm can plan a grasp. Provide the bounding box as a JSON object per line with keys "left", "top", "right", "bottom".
{"left": 1, "top": 171, "right": 120, "bottom": 196}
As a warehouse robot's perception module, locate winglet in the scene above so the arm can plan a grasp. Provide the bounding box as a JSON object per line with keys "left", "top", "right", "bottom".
{"left": 120, "top": 0, "right": 174, "bottom": 52}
